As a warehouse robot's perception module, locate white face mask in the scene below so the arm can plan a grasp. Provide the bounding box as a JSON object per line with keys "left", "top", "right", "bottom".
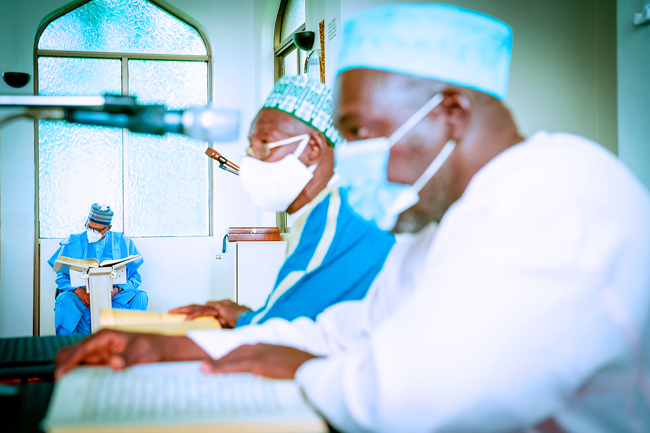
{"left": 240, "top": 134, "right": 317, "bottom": 212}
{"left": 86, "top": 228, "right": 103, "bottom": 243}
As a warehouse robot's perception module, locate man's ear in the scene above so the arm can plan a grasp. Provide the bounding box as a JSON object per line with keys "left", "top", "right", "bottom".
{"left": 108, "top": 225, "right": 112, "bottom": 231}
{"left": 439, "top": 89, "right": 472, "bottom": 142}
{"left": 302, "top": 133, "right": 326, "bottom": 166}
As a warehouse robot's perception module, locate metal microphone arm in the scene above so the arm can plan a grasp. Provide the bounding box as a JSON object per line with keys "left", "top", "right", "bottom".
{"left": 0, "top": 94, "right": 240, "bottom": 143}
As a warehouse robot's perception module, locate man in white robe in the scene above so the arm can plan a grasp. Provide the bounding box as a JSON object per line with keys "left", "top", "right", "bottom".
{"left": 55, "top": 4, "right": 650, "bottom": 432}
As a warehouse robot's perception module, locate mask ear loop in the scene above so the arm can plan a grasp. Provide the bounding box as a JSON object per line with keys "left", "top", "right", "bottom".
{"left": 388, "top": 93, "right": 444, "bottom": 147}
{"left": 267, "top": 133, "right": 311, "bottom": 151}
{"left": 267, "top": 134, "right": 314, "bottom": 169}
{"left": 292, "top": 135, "right": 312, "bottom": 157}
{"left": 264, "top": 134, "right": 316, "bottom": 170}
{"left": 411, "top": 140, "right": 456, "bottom": 193}
{"left": 291, "top": 135, "right": 319, "bottom": 172}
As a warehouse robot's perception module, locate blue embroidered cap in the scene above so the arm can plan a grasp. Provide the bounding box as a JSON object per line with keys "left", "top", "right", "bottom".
{"left": 88, "top": 203, "right": 113, "bottom": 225}
{"left": 337, "top": 4, "right": 513, "bottom": 100}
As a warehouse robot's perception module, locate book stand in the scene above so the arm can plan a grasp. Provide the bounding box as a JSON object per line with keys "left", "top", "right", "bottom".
{"left": 71, "top": 266, "right": 127, "bottom": 332}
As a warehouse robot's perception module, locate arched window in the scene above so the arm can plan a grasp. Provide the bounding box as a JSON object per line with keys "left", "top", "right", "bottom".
{"left": 35, "top": 0, "right": 212, "bottom": 238}
{"left": 274, "top": 0, "right": 306, "bottom": 79}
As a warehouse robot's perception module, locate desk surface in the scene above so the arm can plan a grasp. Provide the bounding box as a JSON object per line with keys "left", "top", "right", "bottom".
{"left": 0, "top": 335, "right": 81, "bottom": 432}
{"left": 0, "top": 382, "right": 54, "bottom": 433}
{"left": 0, "top": 334, "right": 84, "bottom": 381}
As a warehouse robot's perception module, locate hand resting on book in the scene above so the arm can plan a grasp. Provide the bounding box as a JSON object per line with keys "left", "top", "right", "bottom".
{"left": 54, "top": 329, "right": 210, "bottom": 380}
{"left": 169, "top": 299, "right": 252, "bottom": 328}
{"left": 201, "top": 343, "right": 320, "bottom": 380}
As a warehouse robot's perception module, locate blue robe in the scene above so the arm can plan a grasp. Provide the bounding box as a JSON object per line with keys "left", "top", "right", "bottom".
{"left": 48, "top": 231, "right": 147, "bottom": 335}
{"left": 237, "top": 186, "right": 395, "bottom": 327}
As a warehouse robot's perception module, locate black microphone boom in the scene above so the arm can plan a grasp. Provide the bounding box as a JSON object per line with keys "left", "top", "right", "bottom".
{"left": 0, "top": 94, "right": 240, "bottom": 143}
{"left": 66, "top": 104, "right": 240, "bottom": 142}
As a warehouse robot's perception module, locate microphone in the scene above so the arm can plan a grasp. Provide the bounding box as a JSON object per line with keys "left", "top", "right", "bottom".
{"left": 205, "top": 148, "right": 239, "bottom": 176}
{"left": 0, "top": 95, "right": 240, "bottom": 143}
{"left": 66, "top": 104, "right": 240, "bottom": 143}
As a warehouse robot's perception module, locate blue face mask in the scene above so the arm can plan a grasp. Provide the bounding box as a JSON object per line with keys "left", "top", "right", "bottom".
{"left": 335, "top": 93, "right": 455, "bottom": 232}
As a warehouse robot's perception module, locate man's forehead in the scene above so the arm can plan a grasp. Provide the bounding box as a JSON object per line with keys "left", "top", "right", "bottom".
{"left": 249, "top": 109, "right": 311, "bottom": 139}
{"left": 334, "top": 70, "right": 442, "bottom": 121}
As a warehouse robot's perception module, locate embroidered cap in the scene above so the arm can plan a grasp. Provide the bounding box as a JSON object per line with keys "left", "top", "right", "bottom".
{"left": 88, "top": 203, "right": 113, "bottom": 225}
{"left": 337, "top": 4, "right": 513, "bottom": 100}
{"left": 262, "top": 75, "right": 343, "bottom": 147}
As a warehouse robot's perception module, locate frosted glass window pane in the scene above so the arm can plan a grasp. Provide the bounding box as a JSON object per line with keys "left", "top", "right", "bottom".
{"left": 283, "top": 49, "right": 300, "bottom": 76}
{"left": 38, "top": 0, "right": 207, "bottom": 55}
{"left": 281, "top": 0, "right": 305, "bottom": 42}
{"left": 38, "top": 57, "right": 123, "bottom": 238}
{"left": 128, "top": 59, "right": 209, "bottom": 236}
{"left": 38, "top": 57, "right": 121, "bottom": 96}
{"left": 129, "top": 134, "right": 209, "bottom": 237}
{"left": 39, "top": 122, "right": 124, "bottom": 239}
{"left": 129, "top": 60, "right": 207, "bottom": 109}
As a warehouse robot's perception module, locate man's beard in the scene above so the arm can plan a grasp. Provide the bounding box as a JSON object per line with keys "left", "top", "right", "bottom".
{"left": 392, "top": 163, "right": 458, "bottom": 234}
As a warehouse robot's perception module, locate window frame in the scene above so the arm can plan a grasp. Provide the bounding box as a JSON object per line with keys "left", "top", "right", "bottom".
{"left": 33, "top": 0, "right": 214, "bottom": 239}
{"left": 273, "top": 0, "right": 305, "bottom": 232}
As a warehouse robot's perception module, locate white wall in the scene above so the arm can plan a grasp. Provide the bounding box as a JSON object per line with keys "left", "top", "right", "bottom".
{"left": 331, "top": 0, "right": 619, "bottom": 155}
{"left": 0, "top": 0, "right": 269, "bottom": 337}
{"left": 617, "top": 0, "right": 650, "bottom": 189}
{"left": 0, "top": 0, "right": 70, "bottom": 338}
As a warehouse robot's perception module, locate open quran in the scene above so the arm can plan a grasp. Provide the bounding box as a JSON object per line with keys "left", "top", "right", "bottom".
{"left": 44, "top": 362, "right": 326, "bottom": 432}
{"left": 52, "top": 255, "right": 141, "bottom": 273}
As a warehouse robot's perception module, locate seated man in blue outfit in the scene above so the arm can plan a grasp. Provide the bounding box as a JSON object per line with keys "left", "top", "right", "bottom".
{"left": 170, "top": 75, "right": 395, "bottom": 328}
{"left": 49, "top": 203, "right": 147, "bottom": 335}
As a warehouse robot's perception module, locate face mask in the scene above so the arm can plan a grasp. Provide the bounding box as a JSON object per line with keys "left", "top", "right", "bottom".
{"left": 86, "top": 228, "right": 103, "bottom": 243}
{"left": 336, "top": 93, "right": 455, "bottom": 231}
{"left": 240, "top": 134, "right": 317, "bottom": 212}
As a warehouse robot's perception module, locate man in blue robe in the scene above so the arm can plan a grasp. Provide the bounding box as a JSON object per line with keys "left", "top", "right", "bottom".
{"left": 48, "top": 203, "right": 147, "bottom": 335}
{"left": 170, "top": 75, "right": 395, "bottom": 328}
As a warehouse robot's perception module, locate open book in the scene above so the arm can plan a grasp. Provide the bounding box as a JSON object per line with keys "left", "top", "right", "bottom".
{"left": 44, "top": 362, "right": 326, "bottom": 432}
{"left": 99, "top": 309, "right": 222, "bottom": 336}
{"left": 53, "top": 255, "right": 142, "bottom": 273}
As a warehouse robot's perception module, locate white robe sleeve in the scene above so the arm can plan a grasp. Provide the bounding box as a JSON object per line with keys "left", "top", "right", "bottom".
{"left": 295, "top": 149, "right": 650, "bottom": 432}
{"left": 188, "top": 299, "right": 369, "bottom": 360}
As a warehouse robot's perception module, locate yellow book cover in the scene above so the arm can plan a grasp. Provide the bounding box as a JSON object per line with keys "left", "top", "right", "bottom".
{"left": 99, "top": 309, "right": 221, "bottom": 336}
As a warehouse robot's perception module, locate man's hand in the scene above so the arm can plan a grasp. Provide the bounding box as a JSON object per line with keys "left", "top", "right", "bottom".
{"left": 111, "top": 286, "right": 120, "bottom": 298}
{"left": 206, "top": 300, "right": 252, "bottom": 328}
{"left": 54, "top": 329, "right": 210, "bottom": 380}
{"left": 201, "top": 343, "right": 319, "bottom": 379}
{"left": 169, "top": 300, "right": 252, "bottom": 328}
{"left": 73, "top": 287, "right": 90, "bottom": 307}
{"left": 168, "top": 304, "right": 220, "bottom": 321}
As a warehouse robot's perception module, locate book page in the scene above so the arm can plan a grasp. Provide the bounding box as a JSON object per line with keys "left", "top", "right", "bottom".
{"left": 99, "top": 254, "right": 141, "bottom": 268}
{"left": 53, "top": 257, "right": 100, "bottom": 273}
{"left": 44, "top": 362, "right": 325, "bottom": 432}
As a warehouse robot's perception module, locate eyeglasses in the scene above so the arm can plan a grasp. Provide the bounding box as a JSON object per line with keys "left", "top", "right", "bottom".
{"left": 245, "top": 134, "right": 310, "bottom": 160}
{"left": 86, "top": 223, "right": 108, "bottom": 234}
